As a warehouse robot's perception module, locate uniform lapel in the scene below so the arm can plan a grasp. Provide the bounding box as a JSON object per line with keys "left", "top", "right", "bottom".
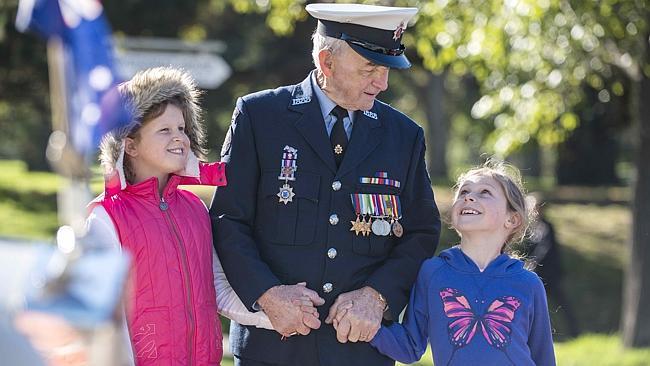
{"left": 337, "top": 104, "right": 382, "bottom": 177}
{"left": 288, "top": 75, "right": 337, "bottom": 174}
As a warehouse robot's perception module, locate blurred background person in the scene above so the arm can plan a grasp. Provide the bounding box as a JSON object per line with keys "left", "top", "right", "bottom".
{"left": 525, "top": 194, "right": 580, "bottom": 338}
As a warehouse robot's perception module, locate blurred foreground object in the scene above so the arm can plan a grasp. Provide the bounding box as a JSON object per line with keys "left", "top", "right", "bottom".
{"left": 0, "top": 235, "right": 130, "bottom": 366}
{"left": 7, "top": 1, "right": 133, "bottom": 364}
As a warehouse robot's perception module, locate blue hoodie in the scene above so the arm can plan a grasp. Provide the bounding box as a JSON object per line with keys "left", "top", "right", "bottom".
{"left": 370, "top": 246, "right": 556, "bottom": 366}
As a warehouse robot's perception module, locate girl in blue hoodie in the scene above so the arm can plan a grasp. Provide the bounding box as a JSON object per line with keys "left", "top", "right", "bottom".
{"left": 369, "top": 160, "right": 556, "bottom": 365}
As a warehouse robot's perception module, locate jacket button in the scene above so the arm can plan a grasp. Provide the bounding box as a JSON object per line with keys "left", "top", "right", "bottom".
{"left": 327, "top": 248, "right": 337, "bottom": 259}
{"left": 332, "top": 181, "right": 342, "bottom": 191}
{"left": 329, "top": 214, "right": 339, "bottom": 225}
{"left": 323, "top": 283, "right": 333, "bottom": 293}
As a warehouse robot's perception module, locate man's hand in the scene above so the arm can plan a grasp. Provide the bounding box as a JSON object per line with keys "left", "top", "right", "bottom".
{"left": 325, "top": 286, "right": 386, "bottom": 343}
{"left": 257, "top": 282, "right": 325, "bottom": 337}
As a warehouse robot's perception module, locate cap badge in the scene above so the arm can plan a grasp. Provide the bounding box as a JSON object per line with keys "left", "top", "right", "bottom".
{"left": 393, "top": 22, "right": 405, "bottom": 41}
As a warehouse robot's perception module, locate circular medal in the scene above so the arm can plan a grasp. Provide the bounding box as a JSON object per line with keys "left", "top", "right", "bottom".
{"left": 380, "top": 219, "right": 392, "bottom": 236}
{"left": 391, "top": 220, "right": 404, "bottom": 238}
{"left": 371, "top": 219, "right": 383, "bottom": 236}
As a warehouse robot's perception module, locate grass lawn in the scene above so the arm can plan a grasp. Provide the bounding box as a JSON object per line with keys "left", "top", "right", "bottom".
{"left": 1, "top": 160, "right": 649, "bottom": 363}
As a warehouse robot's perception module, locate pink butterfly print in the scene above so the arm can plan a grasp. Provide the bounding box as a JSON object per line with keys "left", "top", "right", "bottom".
{"left": 439, "top": 287, "right": 521, "bottom": 350}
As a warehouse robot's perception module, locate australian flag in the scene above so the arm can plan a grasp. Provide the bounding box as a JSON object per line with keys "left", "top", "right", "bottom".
{"left": 16, "top": 0, "right": 129, "bottom": 156}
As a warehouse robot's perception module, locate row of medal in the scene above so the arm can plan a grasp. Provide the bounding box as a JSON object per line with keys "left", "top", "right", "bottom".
{"left": 350, "top": 193, "right": 403, "bottom": 238}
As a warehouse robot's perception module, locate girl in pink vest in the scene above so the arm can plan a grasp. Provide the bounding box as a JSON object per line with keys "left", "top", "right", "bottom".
{"left": 86, "top": 67, "right": 271, "bottom": 366}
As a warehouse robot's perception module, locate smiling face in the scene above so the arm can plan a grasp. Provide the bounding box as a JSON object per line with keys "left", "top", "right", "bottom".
{"left": 125, "top": 103, "right": 189, "bottom": 186}
{"left": 318, "top": 44, "right": 390, "bottom": 111}
{"left": 451, "top": 174, "right": 519, "bottom": 243}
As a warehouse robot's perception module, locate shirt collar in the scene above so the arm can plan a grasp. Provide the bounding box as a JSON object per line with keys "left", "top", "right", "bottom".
{"left": 310, "top": 71, "right": 353, "bottom": 121}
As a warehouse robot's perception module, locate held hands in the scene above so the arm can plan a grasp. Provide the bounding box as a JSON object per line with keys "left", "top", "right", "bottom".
{"left": 257, "top": 282, "right": 325, "bottom": 338}
{"left": 325, "top": 286, "right": 386, "bottom": 343}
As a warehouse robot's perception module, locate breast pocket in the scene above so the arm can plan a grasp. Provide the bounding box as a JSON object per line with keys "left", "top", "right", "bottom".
{"left": 258, "top": 171, "right": 320, "bottom": 245}
{"left": 352, "top": 184, "right": 401, "bottom": 257}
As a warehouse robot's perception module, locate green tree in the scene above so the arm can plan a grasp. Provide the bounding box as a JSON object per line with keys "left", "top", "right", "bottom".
{"left": 0, "top": 0, "right": 51, "bottom": 170}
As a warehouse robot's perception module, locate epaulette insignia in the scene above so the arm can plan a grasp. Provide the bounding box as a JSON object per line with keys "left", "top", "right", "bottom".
{"left": 363, "top": 110, "right": 378, "bottom": 120}
{"left": 292, "top": 96, "right": 311, "bottom": 105}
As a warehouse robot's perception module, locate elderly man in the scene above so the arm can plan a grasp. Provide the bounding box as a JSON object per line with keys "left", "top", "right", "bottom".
{"left": 211, "top": 3, "right": 441, "bottom": 365}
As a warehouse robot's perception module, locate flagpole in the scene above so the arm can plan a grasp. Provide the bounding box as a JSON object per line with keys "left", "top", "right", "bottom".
{"left": 45, "top": 37, "right": 91, "bottom": 243}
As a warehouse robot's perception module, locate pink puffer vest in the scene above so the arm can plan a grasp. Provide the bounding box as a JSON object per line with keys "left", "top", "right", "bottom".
{"left": 100, "top": 162, "right": 226, "bottom": 366}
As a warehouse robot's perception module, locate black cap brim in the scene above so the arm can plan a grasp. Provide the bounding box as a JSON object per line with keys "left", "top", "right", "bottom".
{"left": 348, "top": 43, "right": 412, "bottom": 69}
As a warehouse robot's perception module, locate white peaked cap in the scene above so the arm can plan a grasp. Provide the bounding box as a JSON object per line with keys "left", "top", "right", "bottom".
{"left": 306, "top": 3, "right": 419, "bottom": 69}
{"left": 305, "top": 3, "right": 418, "bottom": 31}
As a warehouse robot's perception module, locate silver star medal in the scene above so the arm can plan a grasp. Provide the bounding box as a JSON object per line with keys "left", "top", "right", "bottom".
{"left": 278, "top": 183, "right": 295, "bottom": 204}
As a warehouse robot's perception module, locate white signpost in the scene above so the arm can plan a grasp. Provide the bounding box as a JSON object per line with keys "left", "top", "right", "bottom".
{"left": 114, "top": 37, "right": 231, "bottom": 89}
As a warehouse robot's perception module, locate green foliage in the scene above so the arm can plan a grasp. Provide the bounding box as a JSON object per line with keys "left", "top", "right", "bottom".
{"left": 0, "top": 160, "right": 60, "bottom": 239}
{"left": 555, "top": 334, "right": 650, "bottom": 366}
{"left": 0, "top": 3, "right": 52, "bottom": 170}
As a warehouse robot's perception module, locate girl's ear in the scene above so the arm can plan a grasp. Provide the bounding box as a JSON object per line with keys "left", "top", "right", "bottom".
{"left": 505, "top": 212, "right": 522, "bottom": 230}
{"left": 124, "top": 137, "right": 138, "bottom": 158}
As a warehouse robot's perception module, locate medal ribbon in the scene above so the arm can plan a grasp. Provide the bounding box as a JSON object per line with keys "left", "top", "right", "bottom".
{"left": 382, "top": 195, "right": 393, "bottom": 219}
{"left": 391, "top": 195, "right": 402, "bottom": 219}
{"left": 351, "top": 194, "right": 362, "bottom": 216}
{"left": 359, "top": 177, "right": 401, "bottom": 188}
{"left": 278, "top": 146, "right": 298, "bottom": 181}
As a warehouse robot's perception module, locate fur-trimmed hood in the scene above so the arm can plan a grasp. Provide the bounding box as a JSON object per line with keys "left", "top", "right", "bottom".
{"left": 98, "top": 67, "right": 206, "bottom": 189}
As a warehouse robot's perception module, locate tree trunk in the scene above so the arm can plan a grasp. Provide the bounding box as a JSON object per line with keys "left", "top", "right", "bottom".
{"left": 622, "top": 32, "right": 650, "bottom": 348}
{"left": 423, "top": 70, "right": 448, "bottom": 179}
{"left": 556, "top": 85, "right": 624, "bottom": 185}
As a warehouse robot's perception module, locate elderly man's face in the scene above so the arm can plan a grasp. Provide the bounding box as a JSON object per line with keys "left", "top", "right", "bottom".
{"left": 322, "top": 44, "right": 390, "bottom": 111}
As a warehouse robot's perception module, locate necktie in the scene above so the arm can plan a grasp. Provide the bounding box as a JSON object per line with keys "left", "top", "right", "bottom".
{"left": 330, "top": 105, "right": 348, "bottom": 168}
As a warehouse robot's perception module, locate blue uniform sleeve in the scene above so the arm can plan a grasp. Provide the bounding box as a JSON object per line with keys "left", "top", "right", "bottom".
{"left": 364, "top": 127, "right": 440, "bottom": 319}
{"left": 370, "top": 261, "right": 433, "bottom": 364}
{"left": 528, "top": 276, "right": 557, "bottom": 366}
{"left": 210, "top": 98, "right": 282, "bottom": 311}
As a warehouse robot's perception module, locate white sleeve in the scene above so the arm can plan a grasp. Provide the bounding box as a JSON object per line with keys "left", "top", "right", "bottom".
{"left": 85, "top": 206, "right": 135, "bottom": 365}
{"left": 85, "top": 206, "right": 121, "bottom": 251}
{"left": 213, "top": 247, "right": 273, "bottom": 329}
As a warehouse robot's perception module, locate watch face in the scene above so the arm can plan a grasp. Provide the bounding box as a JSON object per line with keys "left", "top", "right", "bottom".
{"left": 378, "top": 293, "right": 388, "bottom": 311}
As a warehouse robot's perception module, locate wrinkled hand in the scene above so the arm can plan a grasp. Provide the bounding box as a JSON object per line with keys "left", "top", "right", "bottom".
{"left": 257, "top": 282, "right": 324, "bottom": 337}
{"left": 325, "top": 286, "right": 385, "bottom": 343}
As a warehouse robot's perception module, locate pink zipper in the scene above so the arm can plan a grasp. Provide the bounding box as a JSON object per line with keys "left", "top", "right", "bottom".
{"left": 160, "top": 196, "right": 196, "bottom": 366}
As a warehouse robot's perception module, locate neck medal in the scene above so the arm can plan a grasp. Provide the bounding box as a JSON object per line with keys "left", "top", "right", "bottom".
{"left": 277, "top": 146, "right": 298, "bottom": 204}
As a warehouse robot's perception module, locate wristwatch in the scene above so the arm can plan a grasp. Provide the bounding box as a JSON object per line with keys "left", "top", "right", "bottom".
{"left": 378, "top": 292, "right": 389, "bottom": 312}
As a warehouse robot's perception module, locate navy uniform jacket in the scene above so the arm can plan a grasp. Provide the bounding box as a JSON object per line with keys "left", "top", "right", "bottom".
{"left": 210, "top": 72, "right": 441, "bottom": 365}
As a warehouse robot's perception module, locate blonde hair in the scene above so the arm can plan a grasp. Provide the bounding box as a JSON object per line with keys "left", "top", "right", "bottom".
{"left": 453, "top": 159, "right": 534, "bottom": 252}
